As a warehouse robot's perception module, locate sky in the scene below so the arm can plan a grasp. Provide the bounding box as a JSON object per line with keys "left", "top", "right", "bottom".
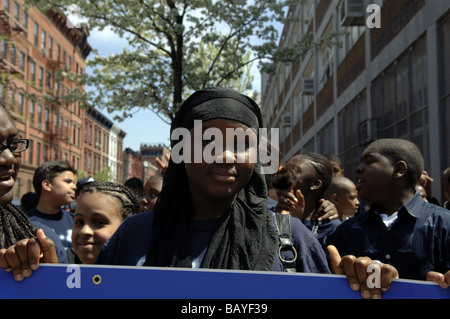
{"left": 85, "top": 27, "right": 172, "bottom": 151}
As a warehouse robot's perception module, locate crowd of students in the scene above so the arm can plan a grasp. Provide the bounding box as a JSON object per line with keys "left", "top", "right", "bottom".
{"left": 0, "top": 87, "right": 449, "bottom": 299}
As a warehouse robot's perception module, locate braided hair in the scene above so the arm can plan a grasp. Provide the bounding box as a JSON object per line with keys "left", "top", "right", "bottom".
{"left": 0, "top": 204, "right": 37, "bottom": 249}
{"left": 77, "top": 181, "right": 140, "bottom": 219}
{"left": 300, "top": 152, "right": 333, "bottom": 198}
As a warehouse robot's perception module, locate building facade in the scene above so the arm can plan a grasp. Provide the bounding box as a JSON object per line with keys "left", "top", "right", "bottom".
{"left": 123, "top": 147, "right": 143, "bottom": 182}
{"left": 140, "top": 143, "right": 169, "bottom": 177}
{"left": 261, "top": 0, "right": 450, "bottom": 200}
{"left": 109, "top": 124, "right": 125, "bottom": 182}
{"left": 0, "top": 0, "right": 90, "bottom": 198}
{"left": 0, "top": 1, "right": 126, "bottom": 199}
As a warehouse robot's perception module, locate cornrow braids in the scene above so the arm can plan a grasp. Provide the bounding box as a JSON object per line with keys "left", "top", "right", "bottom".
{"left": 77, "top": 181, "right": 140, "bottom": 219}
{"left": 300, "top": 152, "right": 333, "bottom": 197}
{"left": 0, "top": 204, "right": 37, "bottom": 249}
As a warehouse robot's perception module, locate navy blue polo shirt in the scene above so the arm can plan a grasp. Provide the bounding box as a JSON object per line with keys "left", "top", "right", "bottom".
{"left": 326, "top": 192, "right": 450, "bottom": 280}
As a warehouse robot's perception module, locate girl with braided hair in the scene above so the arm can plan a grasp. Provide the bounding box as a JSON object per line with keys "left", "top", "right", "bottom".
{"left": 67, "top": 181, "right": 140, "bottom": 264}
{"left": 272, "top": 153, "right": 342, "bottom": 246}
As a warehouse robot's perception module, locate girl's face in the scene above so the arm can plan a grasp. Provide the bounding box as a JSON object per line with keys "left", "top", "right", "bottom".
{"left": 72, "top": 192, "right": 123, "bottom": 264}
{"left": 184, "top": 118, "right": 257, "bottom": 202}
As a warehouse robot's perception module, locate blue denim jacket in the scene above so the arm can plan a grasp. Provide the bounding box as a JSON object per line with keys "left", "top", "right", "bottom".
{"left": 326, "top": 192, "right": 450, "bottom": 280}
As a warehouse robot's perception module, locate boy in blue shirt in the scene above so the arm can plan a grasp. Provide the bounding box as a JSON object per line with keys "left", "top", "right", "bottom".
{"left": 26, "top": 161, "right": 77, "bottom": 248}
{"left": 326, "top": 139, "right": 450, "bottom": 285}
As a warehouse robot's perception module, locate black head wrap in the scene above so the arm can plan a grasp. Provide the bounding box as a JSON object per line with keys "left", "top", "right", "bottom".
{"left": 144, "top": 87, "right": 277, "bottom": 270}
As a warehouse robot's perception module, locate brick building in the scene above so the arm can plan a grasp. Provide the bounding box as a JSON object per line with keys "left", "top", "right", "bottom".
{"left": 83, "top": 106, "right": 125, "bottom": 180}
{"left": 140, "top": 143, "right": 169, "bottom": 179}
{"left": 0, "top": 1, "right": 125, "bottom": 199}
{"left": 123, "top": 147, "right": 143, "bottom": 182}
{"left": 261, "top": 0, "right": 450, "bottom": 200}
{"left": 0, "top": 0, "right": 91, "bottom": 198}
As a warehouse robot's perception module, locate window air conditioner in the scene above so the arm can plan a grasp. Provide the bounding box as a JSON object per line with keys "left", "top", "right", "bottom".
{"left": 301, "top": 78, "right": 314, "bottom": 95}
{"left": 341, "top": 0, "right": 366, "bottom": 26}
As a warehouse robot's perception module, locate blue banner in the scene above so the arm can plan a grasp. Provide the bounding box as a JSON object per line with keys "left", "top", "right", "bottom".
{"left": 0, "top": 264, "right": 448, "bottom": 299}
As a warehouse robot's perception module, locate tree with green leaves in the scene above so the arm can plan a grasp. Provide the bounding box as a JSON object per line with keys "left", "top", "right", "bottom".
{"left": 26, "top": 0, "right": 318, "bottom": 124}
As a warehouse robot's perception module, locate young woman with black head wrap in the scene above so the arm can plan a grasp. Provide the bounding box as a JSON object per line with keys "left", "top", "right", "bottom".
{"left": 95, "top": 87, "right": 329, "bottom": 273}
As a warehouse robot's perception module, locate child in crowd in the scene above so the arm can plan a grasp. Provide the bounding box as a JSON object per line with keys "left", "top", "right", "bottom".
{"left": 67, "top": 181, "right": 140, "bottom": 264}
{"left": 26, "top": 161, "right": 77, "bottom": 248}
{"left": 140, "top": 174, "right": 163, "bottom": 212}
{"left": 326, "top": 138, "right": 450, "bottom": 284}
{"left": 272, "top": 153, "right": 341, "bottom": 246}
{"left": 325, "top": 176, "right": 360, "bottom": 221}
{"left": 325, "top": 154, "right": 344, "bottom": 176}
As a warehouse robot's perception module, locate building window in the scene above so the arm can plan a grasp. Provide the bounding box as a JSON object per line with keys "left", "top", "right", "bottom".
{"left": 19, "top": 52, "right": 25, "bottom": 71}
{"left": 41, "top": 30, "right": 46, "bottom": 52}
{"left": 13, "top": 2, "right": 19, "bottom": 20}
{"left": 30, "top": 60, "right": 35, "bottom": 84}
{"left": 29, "top": 100, "right": 35, "bottom": 124}
{"left": 18, "top": 93, "right": 24, "bottom": 115}
{"left": 46, "top": 71, "right": 51, "bottom": 89}
{"left": 44, "top": 108, "right": 49, "bottom": 131}
{"left": 37, "top": 104, "right": 42, "bottom": 125}
{"left": 1, "top": 39, "right": 6, "bottom": 59}
{"left": 34, "top": 22, "right": 38, "bottom": 46}
{"left": 22, "top": 11, "right": 27, "bottom": 38}
{"left": 10, "top": 45, "right": 16, "bottom": 65}
{"left": 36, "top": 142, "right": 41, "bottom": 166}
{"left": 28, "top": 139, "right": 33, "bottom": 165}
{"left": 38, "top": 67, "right": 43, "bottom": 88}
{"left": 437, "top": 13, "right": 450, "bottom": 172}
{"left": 338, "top": 92, "right": 368, "bottom": 182}
{"left": 43, "top": 145, "right": 48, "bottom": 162}
{"left": 371, "top": 36, "right": 429, "bottom": 169}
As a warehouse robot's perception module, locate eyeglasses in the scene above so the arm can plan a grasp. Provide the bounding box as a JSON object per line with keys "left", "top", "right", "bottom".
{"left": 0, "top": 139, "right": 30, "bottom": 155}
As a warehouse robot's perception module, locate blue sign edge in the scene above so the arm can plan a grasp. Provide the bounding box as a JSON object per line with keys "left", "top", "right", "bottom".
{"left": 0, "top": 264, "right": 448, "bottom": 299}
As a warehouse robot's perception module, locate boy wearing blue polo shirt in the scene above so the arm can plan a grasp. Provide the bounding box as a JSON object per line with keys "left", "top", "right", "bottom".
{"left": 326, "top": 139, "right": 450, "bottom": 282}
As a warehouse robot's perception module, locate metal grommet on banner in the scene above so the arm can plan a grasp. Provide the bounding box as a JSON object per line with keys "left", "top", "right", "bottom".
{"left": 92, "top": 274, "right": 102, "bottom": 285}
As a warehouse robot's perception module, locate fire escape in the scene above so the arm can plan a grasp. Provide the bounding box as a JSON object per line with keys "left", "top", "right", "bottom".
{"left": 0, "top": 10, "right": 26, "bottom": 107}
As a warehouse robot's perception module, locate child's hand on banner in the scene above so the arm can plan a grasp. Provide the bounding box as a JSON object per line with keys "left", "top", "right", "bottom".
{"left": 0, "top": 229, "right": 58, "bottom": 281}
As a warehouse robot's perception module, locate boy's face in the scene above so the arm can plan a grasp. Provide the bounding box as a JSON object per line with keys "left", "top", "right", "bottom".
{"left": 335, "top": 184, "right": 360, "bottom": 217}
{"left": 355, "top": 146, "right": 395, "bottom": 205}
{"left": 46, "top": 171, "right": 77, "bottom": 206}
